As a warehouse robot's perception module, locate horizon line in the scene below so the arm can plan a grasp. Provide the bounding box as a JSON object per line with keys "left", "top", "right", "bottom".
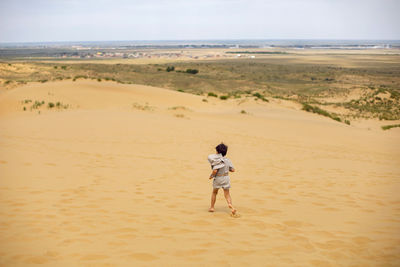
{"left": 1, "top": 38, "right": 400, "bottom": 45}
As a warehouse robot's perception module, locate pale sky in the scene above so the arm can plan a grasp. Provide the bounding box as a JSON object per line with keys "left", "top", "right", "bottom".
{"left": 0, "top": 0, "right": 399, "bottom": 42}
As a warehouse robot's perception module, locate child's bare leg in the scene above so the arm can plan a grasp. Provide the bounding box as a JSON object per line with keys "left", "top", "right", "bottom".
{"left": 209, "top": 188, "right": 219, "bottom": 212}
{"left": 223, "top": 189, "right": 236, "bottom": 214}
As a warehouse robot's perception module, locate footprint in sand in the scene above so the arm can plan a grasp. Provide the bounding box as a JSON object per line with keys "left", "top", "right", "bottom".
{"left": 231, "top": 213, "right": 241, "bottom": 218}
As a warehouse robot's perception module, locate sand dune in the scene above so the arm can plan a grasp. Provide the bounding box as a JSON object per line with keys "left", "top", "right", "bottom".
{"left": 0, "top": 81, "right": 399, "bottom": 266}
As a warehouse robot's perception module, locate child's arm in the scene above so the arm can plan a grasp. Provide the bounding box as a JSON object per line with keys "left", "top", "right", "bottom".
{"left": 209, "top": 169, "right": 218, "bottom": 179}
{"left": 228, "top": 159, "right": 235, "bottom": 172}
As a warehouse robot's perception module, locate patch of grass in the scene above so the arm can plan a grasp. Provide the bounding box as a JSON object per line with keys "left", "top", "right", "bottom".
{"left": 53, "top": 101, "right": 69, "bottom": 109}
{"left": 345, "top": 120, "right": 351, "bottom": 125}
{"left": 73, "top": 75, "right": 88, "bottom": 80}
{"left": 272, "top": 95, "right": 290, "bottom": 100}
{"left": 338, "top": 88, "right": 400, "bottom": 120}
{"left": 169, "top": 106, "right": 189, "bottom": 111}
{"left": 31, "top": 100, "right": 45, "bottom": 109}
{"left": 219, "top": 95, "right": 229, "bottom": 100}
{"left": 208, "top": 92, "right": 218, "bottom": 97}
{"left": 186, "top": 69, "right": 199, "bottom": 74}
{"left": 48, "top": 102, "right": 55, "bottom": 108}
{"left": 39, "top": 79, "right": 48, "bottom": 83}
{"left": 177, "top": 89, "right": 184, "bottom": 92}
{"left": 381, "top": 124, "right": 400, "bottom": 130}
{"left": 132, "top": 102, "right": 154, "bottom": 111}
{"left": 253, "top": 92, "right": 269, "bottom": 102}
{"left": 302, "top": 103, "right": 342, "bottom": 122}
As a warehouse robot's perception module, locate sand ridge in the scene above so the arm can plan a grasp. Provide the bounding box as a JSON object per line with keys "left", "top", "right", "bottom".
{"left": 0, "top": 81, "right": 399, "bottom": 266}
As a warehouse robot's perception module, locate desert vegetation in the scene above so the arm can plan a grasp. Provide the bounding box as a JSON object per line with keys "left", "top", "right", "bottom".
{"left": 132, "top": 102, "right": 154, "bottom": 111}
{"left": 302, "top": 103, "right": 342, "bottom": 123}
{"left": 1, "top": 52, "right": 400, "bottom": 122}
{"left": 20, "top": 99, "right": 69, "bottom": 111}
{"left": 381, "top": 124, "right": 400, "bottom": 130}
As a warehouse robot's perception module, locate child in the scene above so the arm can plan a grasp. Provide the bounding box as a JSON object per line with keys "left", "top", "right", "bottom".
{"left": 208, "top": 143, "right": 237, "bottom": 215}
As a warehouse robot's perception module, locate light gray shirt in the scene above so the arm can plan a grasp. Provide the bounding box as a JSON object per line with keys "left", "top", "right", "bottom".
{"left": 208, "top": 153, "right": 234, "bottom": 176}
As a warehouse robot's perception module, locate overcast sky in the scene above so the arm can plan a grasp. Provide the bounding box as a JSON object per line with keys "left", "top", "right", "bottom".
{"left": 0, "top": 0, "right": 399, "bottom": 42}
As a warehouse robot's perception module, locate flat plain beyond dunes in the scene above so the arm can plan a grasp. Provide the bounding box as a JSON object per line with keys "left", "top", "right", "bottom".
{"left": 0, "top": 80, "right": 399, "bottom": 266}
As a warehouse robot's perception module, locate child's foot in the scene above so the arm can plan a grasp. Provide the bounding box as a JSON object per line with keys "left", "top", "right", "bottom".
{"left": 228, "top": 204, "right": 236, "bottom": 215}
{"left": 208, "top": 207, "right": 215, "bottom": 212}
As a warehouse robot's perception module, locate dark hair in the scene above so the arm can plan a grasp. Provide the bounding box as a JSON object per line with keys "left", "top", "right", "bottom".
{"left": 216, "top": 143, "right": 228, "bottom": 156}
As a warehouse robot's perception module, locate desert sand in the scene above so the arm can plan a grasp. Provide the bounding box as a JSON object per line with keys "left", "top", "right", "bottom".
{"left": 0, "top": 80, "right": 399, "bottom": 266}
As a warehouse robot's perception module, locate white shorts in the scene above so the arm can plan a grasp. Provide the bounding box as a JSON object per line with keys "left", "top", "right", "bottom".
{"left": 213, "top": 176, "right": 231, "bottom": 189}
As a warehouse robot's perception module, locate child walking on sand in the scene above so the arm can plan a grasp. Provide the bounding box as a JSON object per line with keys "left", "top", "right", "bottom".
{"left": 208, "top": 143, "right": 237, "bottom": 215}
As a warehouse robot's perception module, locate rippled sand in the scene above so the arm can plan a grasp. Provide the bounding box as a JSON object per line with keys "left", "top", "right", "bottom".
{"left": 0, "top": 81, "right": 399, "bottom": 266}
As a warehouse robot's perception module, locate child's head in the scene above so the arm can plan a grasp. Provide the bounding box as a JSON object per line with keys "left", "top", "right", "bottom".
{"left": 216, "top": 143, "right": 228, "bottom": 156}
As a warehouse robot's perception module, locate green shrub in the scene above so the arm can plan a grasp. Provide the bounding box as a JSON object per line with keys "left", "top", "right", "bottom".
{"left": 202, "top": 99, "right": 208, "bottom": 102}
{"left": 220, "top": 95, "right": 229, "bottom": 100}
{"left": 381, "top": 124, "right": 400, "bottom": 130}
{"left": 48, "top": 102, "right": 55, "bottom": 108}
{"left": 240, "top": 110, "right": 247, "bottom": 114}
{"left": 166, "top": 66, "right": 175, "bottom": 72}
{"left": 73, "top": 75, "right": 88, "bottom": 80}
{"left": 186, "top": 69, "right": 199, "bottom": 74}
{"left": 32, "top": 100, "right": 44, "bottom": 109}
{"left": 345, "top": 120, "right": 351, "bottom": 125}
{"left": 252, "top": 92, "right": 269, "bottom": 102}
{"left": 61, "top": 66, "right": 67, "bottom": 70}
{"left": 97, "top": 78, "right": 102, "bottom": 82}
{"left": 208, "top": 92, "right": 218, "bottom": 97}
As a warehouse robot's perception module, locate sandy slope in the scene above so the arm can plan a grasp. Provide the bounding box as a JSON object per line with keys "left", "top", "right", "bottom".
{"left": 0, "top": 81, "right": 399, "bottom": 266}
